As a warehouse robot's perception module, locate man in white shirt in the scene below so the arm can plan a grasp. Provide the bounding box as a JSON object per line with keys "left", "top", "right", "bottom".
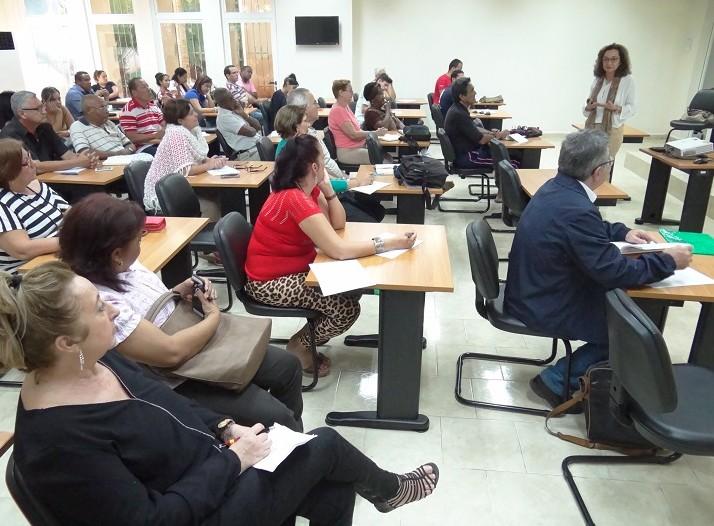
{"left": 214, "top": 88, "right": 261, "bottom": 160}
{"left": 70, "top": 95, "right": 135, "bottom": 159}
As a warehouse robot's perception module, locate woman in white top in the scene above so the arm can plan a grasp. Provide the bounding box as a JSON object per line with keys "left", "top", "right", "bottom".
{"left": 583, "top": 43, "right": 636, "bottom": 159}
{"left": 142, "top": 99, "right": 226, "bottom": 217}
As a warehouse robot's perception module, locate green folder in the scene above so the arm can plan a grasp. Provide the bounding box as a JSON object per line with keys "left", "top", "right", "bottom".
{"left": 659, "top": 229, "right": 714, "bottom": 255}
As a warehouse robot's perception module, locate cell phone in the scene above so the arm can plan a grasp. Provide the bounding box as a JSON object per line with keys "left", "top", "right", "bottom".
{"left": 95, "top": 166, "right": 113, "bottom": 172}
{"left": 191, "top": 275, "right": 206, "bottom": 316}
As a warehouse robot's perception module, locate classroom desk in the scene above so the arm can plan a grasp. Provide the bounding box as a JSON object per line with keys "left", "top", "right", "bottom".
{"left": 572, "top": 123, "right": 650, "bottom": 143}
{"left": 268, "top": 132, "right": 429, "bottom": 150}
{"left": 0, "top": 432, "right": 13, "bottom": 458}
{"left": 38, "top": 165, "right": 125, "bottom": 201}
{"left": 317, "top": 108, "right": 426, "bottom": 120}
{"left": 505, "top": 137, "right": 555, "bottom": 169}
{"left": 356, "top": 165, "right": 446, "bottom": 224}
{"left": 518, "top": 168, "right": 630, "bottom": 206}
{"left": 18, "top": 217, "right": 208, "bottom": 287}
{"left": 470, "top": 110, "right": 512, "bottom": 130}
{"left": 306, "top": 223, "right": 454, "bottom": 431}
{"left": 628, "top": 233, "right": 714, "bottom": 370}
{"left": 634, "top": 148, "right": 714, "bottom": 233}
{"left": 188, "top": 161, "right": 273, "bottom": 223}
{"left": 323, "top": 98, "right": 427, "bottom": 108}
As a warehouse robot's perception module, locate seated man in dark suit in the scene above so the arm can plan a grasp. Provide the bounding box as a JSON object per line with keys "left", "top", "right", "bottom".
{"left": 504, "top": 129, "right": 692, "bottom": 407}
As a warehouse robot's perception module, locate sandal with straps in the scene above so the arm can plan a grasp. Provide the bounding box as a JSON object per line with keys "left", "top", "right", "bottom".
{"left": 374, "top": 463, "right": 439, "bottom": 513}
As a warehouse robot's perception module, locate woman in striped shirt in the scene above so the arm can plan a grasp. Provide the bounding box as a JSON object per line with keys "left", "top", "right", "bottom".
{"left": 0, "top": 138, "right": 69, "bottom": 273}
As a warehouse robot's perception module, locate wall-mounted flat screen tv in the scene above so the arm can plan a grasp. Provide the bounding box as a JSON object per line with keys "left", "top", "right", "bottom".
{"left": 295, "top": 16, "right": 339, "bottom": 45}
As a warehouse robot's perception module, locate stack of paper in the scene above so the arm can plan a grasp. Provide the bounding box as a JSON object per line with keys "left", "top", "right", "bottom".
{"left": 308, "top": 259, "right": 376, "bottom": 295}
{"left": 252, "top": 424, "right": 317, "bottom": 472}
{"left": 55, "top": 167, "right": 85, "bottom": 175}
{"left": 351, "top": 181, "right": 390, "bottom": 195}
{"left": 649, "top": 268, "right": 714, "bottom": 289}
{"left": 101, "top": 153, "right": 155, "bottom": 166}
{"left": 611, "top": 241, "right": 689, "bottom": 255}
{"left": 207, "top": 166, "right": 240, "bottom": 176}
{"left": 381, "top": 133, "right": 401, "bottom": 142}
{"left": 374, "top": 164, "right": 396, "bottom": 175}
{"left": 508, "top": 133, "right": 528, "bottom": 144}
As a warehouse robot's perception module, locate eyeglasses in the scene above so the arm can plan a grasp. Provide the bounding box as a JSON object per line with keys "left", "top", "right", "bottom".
{"left": 21, "top": 106, "right": 43, "bottom": 111}
{"left": 594, "top": 158, "right": 615, "bottom": 171}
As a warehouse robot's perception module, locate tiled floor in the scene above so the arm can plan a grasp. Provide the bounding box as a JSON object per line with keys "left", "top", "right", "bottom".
{"left": 2, "top": 135, "right": 713, "bottom": 525}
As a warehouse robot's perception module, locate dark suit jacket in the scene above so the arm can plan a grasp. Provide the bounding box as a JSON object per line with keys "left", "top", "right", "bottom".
{"left": 504, "top": 172, "right": 676, "bottom": 345}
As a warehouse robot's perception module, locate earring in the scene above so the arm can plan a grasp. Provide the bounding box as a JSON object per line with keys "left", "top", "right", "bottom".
{"left": 78, "top": 350, "right": 85, "bottom": 371}
{"left": 117, "top": 260, "right": 124, "bottom": 268}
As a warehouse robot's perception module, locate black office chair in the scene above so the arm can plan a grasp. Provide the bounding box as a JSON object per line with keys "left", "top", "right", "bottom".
{"left": 215, "top": 130, "right": 239, "bottom": 160}
{"left": 256, "top": 136, "right": 276, "bottom": 161}
{"left": 259, "top": 101, "right": 272, "bottom": 135}
{"left": 213, "top": 212, "right": 321, "bottom": 391}
{"left": 323, "top": 128, "right": 360, "bottom": 173}
{"left": 317, "top": 96, "right": 326, "bottom": 108}
{"left": 562, "top": 289, "right": 714, "bottom": 526}
{"left": 5, "top": 454, "right": 62, "bottom": 526}
{"left": 123, "top": 160, "right": 153, "bottom": 213}
{"left": 434, "top": 128, "right": 494, "bottom": 213}
{"left": 366, "top": 134, "right": 385, "bottom": 165}
{"left": 155, "top": 174, "right": 233, "bottom": 311}
{"left": 427, "top": 92, "right": 434, "bottom": 107}
{"left": 485, "top": 139, "right": 517, "bottom": 233}
{"left": 666, "top": 88, "right": 714, "bottom": 142}
{"left": 456, "top": 219, "right": 573, "bottom": 415}
{"left": 430, "top": 103, "right": 444, "bottom": 130}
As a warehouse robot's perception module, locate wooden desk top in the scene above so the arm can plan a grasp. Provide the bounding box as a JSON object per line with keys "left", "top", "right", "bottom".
{"left": 518, "top": 169, "right": 630, "bottom": 200}
{"left": 38, "top": 166, "right": 125, "bottom": 186}
{"left": 305, "top": 223, "right": 454, "bottom": 292}
{"left": 188, "top": 161, "right": 273, "bottom": 189}
{"left": 323, "top": 98, "right": 427, "bottom": 106}
{"left": 628, "top": 233, "right": 714, "bottom": 302}
{"left": 505, "top": 137, "right": 555, "bottom": 149}
{"left": 0, "top": 431, "right": 13, "bottom": 457}
{"left": 204, "top": 133, "right": 216, "bottom": 144}
{"left": 470, "top": 110, "right": 512, "bottom": 120}
{"left": 572, "top": 123, "right": 650, "bottom": 138}
{"left": 640, "top": 148, "right": 714, "bottom": 171}
{"left": 268, "top": 132, "right": 430, "bottom": 149}
{"left": 18, "top": 217, "right": 208, "bottom": 274}
{"left": 357, "top": 165, "right": 445, "bottom": 196}
{"left": 317, "top": 108, "right": 425, "bottom": 120}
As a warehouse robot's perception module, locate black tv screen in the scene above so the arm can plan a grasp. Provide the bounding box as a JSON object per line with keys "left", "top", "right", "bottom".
{"left": 295, "top": 16, "right": 339, "bottom": 45}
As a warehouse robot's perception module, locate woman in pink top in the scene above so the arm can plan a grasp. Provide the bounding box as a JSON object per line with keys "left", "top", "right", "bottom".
{"left": 328, "top": 79, "right": 387, "bottom": 165}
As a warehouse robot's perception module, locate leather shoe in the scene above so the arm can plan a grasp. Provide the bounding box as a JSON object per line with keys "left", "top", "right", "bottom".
{"left": 529, "top": 375, "right": 583, "bottom": 414}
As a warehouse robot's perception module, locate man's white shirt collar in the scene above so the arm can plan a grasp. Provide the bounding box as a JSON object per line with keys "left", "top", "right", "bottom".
{"left": 577, "top": 180, "right": 597, "bottom": 203}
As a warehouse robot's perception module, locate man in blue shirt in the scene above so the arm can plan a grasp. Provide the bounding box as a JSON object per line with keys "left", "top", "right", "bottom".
{"left": 65, "top": 71, "right": 93, "bottom": 119}
{"left": 439, "top": 69, "right": 464, "bottom": 118}
{"left": 504, "top": 129, "right": 692, "bottom": 407}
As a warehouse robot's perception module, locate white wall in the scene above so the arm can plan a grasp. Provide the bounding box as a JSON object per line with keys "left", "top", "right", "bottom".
{"left": 353, "top": 0, "right": 714, "bottom": 134}
{"left": 273, "top": 0, "right": 352, "bottom": 99}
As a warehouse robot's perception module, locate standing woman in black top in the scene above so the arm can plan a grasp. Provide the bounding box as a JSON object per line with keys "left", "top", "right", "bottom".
{"left": 3, "top": 262, "right": 439, "bottom": 526}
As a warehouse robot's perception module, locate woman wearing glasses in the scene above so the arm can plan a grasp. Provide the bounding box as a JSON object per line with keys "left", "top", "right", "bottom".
{"left": 583, "top": 43, "right": 636, "bottom": 164}
{"left": 0, "top": 138, "right": 69, "bottom": 273}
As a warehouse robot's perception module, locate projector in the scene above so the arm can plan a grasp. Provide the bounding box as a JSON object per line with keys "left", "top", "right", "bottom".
{"left": 664, "top": 137, "right": 713, "bottom": 159}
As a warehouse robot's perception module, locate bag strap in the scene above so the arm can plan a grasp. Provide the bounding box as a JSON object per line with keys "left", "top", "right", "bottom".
{"left": 144, "top": 291, "right": 180, "bottom": 322}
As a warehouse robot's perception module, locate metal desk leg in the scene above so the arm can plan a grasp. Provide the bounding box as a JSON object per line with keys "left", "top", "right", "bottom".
{"left": 635, "top": 158, "right": 678, "bottom": 226}
{"left": 396, "top": 194, "right": 424, "bottom": 224}
{"left": 689, "top": 302, "right": 714, "bottom": 370}
{"left": 490, "top": 118, "right": 504, "bottom": 130}
{"left": 248, "top": 182, "right": 270, "bottom": 224}
{"left": 679, "top": 169, "right": 714, "bottom": 233}
{"left": 326, "top": 290, "right": 430, "bottom": 431}
{"left": 519, "top": 149, "right": 542, "bottom": 169}
{"left": 219, "top": 188, "right": 247, "bottom": 218}
{"left": 633, "top": 298, "right": 670, "bottom": 331}
{"left": 160, "top": 245, "right": 193, "bottom": 288}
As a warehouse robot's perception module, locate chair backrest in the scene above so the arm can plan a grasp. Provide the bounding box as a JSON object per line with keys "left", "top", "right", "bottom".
{"left": 427, "top": 92, "right": 434, "bottom": 106}
{"left": 5, "top": 454, "right": 62, "bottom": 526}
{"left": 155, "top": 173, "right": 201, "bottom": 218}
{"left": 436, "top": 127, "right": 455, "bottom": 166}
{"left": 352, "top": 92, "right": 359, "bottom": 102}
{"left": 489, "top": 138, "right": 511, "bottom": 165}
{"left": 123, "top": 160, "right": 152, "bottom": 206}
{"left": 430, "top": 103, "right": 444, "bottom": 129}
{"left": 689, "top": 89, "right": 714, "bottom": 113}
{"left": 605, "top": 289, "right": 678, "bottom": 414}
{"left": 215, "top": 129, "right": 237, "bottom": 159}
{"left": 259, "top": 101, "right": 272, "bottom": 135}
{"left": 256, "top": 135, "right": 275, "bottom": 161}
{"left": 317, "top": 96, "right": 326, "bottom": 108}
{"left": 323, "top": 128, "right": 338, "bottom": 159}
{"left": 465, "top": 220, "right": 501, "bottom": 319}
{"left": 213, "top": 211, "right": 252, "bottom": 293}
{"left": 348, "top": 100, "right": 357, "bottom": 113}
{"left": 497, "top": 160, "right": 528, "bottom": 221}
{"left": 366, "top": 134, "right": 384, "bottom": 165}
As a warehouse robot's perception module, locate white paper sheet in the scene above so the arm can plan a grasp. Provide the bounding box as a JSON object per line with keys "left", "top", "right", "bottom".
{"left": 351, "top": 181, "right": 390, "bottom": 195}
{"left": 508, "top": 133, "right": 528, "bottom": 144}
{"left": 648, "top": 267, "right": 714, "bottom": 289}
{"left": 252, "top": 424, "right": 317, "bottom": 472}
{"left": 373, "top": 232, "right": 423, "bottom": 259}
{"left": 381, "top": 133, "right": 401, "bottom": 142}
{"left": 374, "top": 163, "right": 397, "bottom": 175}
{"left": 207, "top": 166, "right": 240, "bottom": 176}
{"left": 611, "top": 241, "right": 688, "bottom": 255}
{"left": 55, "top": 167, "right": 85, "bottom": 175}
{"left": 308, "top": 259, "right": 377, "bottom": 296}
{"left": 101, "top": 153, "right": 155, "bottom": 166}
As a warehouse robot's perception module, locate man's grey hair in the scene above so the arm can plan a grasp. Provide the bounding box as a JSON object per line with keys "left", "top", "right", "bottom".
{"left": 558, "top": 129, "right": 610, "bottom": 181}
{"left": 10, "top": 91, "right": 36, "bottom": 117}
{"left": 81, "top": 94, "right": 102, "bottom": 112}
{"left": 286, "top": 87, "right": 311, "bottom": 108}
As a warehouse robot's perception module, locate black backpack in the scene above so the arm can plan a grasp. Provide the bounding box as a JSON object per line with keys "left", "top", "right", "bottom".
{"left": 394, "top": 154, "right": 450, "bottom": 210}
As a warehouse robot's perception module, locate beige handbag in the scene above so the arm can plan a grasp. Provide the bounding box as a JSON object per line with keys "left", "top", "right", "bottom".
{"left": 144, "top": 291, "right": 271, "bottom": 392}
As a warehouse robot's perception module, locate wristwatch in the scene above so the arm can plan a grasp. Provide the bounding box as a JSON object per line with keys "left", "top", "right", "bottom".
{"left": 216, "top": 418, "right": 235, "bottom": 441}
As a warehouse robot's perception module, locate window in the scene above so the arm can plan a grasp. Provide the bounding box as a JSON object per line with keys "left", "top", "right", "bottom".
{"left": 228, "top": 22, "right": 273, "bottom": 97}
{"left": 89, "top": 0, "right": 133, "bottom": 14}
{"left": 161, "top": 23, "right": 206, "bottom": 84}
{"left": 95, "top": 24, "right": 140, "bottom": 95}
{"left": 224, "top": 0, "right": 271, "bottom": 13}
{"left": 156, "top": 0, "right": 200, "bottom": 13}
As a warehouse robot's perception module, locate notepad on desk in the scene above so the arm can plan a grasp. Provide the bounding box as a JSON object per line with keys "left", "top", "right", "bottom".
{"left": 612, "top": 241, "right": 681, "bottom": 255}
{"left": 207, "top": 166, "right": 240, "bottom": 176}
{"left": 101, "top": 153, "right": 155, "bottom": 166}
{"left": 381, "top": 133, "right": 401, "bottom": 142}
{"left": 55, "top": 167, "right": 85, "bottom": 175}
{"left": 507, "top": 133, "right": 528, "bottom": 144}
{"left": 648, "top": 268, "right": 714, "bottom": 289}
{"left": 351, "top": 181, "right": 390, "bottom": 195}
{"left": 374, "top": 163, "right": 397, "bottom": 175}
